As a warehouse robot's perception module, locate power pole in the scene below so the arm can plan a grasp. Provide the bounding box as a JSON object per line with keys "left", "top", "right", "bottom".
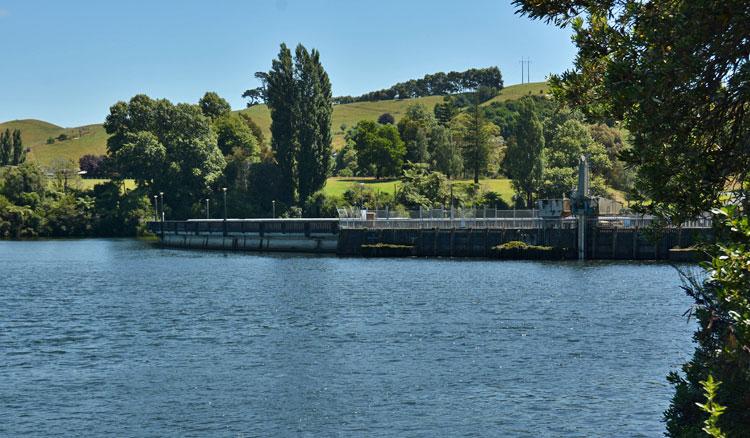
{"left": 527, "top": 58, "right": 531, "bottom": 83}
{"left": 519, "top": 58, "right": 532, "bottom": 84}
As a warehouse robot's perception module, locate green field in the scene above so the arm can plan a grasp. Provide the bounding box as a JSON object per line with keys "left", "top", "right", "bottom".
{"left": 1, "top": 82, "right": 547, "bottom": 167}
{"left": 323, "top": 177, "right": 516, "bottom": 203}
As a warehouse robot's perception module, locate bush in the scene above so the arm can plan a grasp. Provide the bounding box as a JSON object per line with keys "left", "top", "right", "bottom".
{"left": 492, "top": 241, "right": 566, "bottom": 260}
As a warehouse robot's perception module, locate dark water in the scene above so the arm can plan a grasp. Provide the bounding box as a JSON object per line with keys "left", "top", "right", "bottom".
{"left": 0, "top": 239, "right": 697, "bottom": 437}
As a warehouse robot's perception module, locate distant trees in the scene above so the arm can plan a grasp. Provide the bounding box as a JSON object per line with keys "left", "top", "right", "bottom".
{"left": 262, "top": 43, "right": 333, "bottom": 206}
{"left": 0, "top": 129, "right": 25, "bottom": 166}
{"left": 333, "top": 66, "right": 503, "bottom": 103}
{"left": 504, "top": 100, "right": 544, "bottom": 207}
{"left": 349, "top": 120, "right": 405, "bottom": 179}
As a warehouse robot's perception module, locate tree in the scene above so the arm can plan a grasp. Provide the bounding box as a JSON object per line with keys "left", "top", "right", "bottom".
{"left": 514, "top": 0, "right": 750, "bottom": 434}
{"left": 264, "top": 44, "right": 297, "bottom": 206}
{"left": 397, "top": 104, "right": 436, "bottom": 164}
{"left": 214, "top": 113, "right": 259, "bottom": 157}
{"left": 540, "top": 119, "right": 611, "bottom": 198}
{"left": 104, "top": 95, "right": 225, "bottom": 219}
{"left": 0, "top": 162, "right": 46, "bottom": 206}
{"left": 377, "top": 113, "right": 395, "bottom": 125}
{"left": 349, "top": 120, "right": 405, "bottom": 179}
{"left": 199, "top": 92, "right": 232, "bottom": 120}
{"left": 12, "top": 130, "right": 26, "bottom": 165}
{"left": 238, "top": 113, "right": 265, "bottom": 146}
{"left": 504, "top": 99, "right": 544, "bottom": 207}
{"left": 455, "top": 96, "right": 500, "bottom": 184}
{"left": 78, "top": 154, "right": 105, "bottom": 178}
{"left": 0, "top": 129, "right": 10, "bottom": 165}
{"left": 294, "top": 44, "right": 333, "bottom": 204}
{"left": 261, "top": 43, "right": 333, "bottom": 206}
{"left": 428, "top": 125, "right": 462, "bottom": 179}
{"left": 396, "top": 162, "right": 450, "bottom": 209}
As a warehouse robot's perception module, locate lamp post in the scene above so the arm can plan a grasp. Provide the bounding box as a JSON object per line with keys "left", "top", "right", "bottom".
{"left": 153, "top": 195, "right": 158, "bottom": 221}
{"left": 222, "top": 187, "right": 227, "bottom": 237}
{"left": 159, "top": 192, "right": 164, "bottom": 221}
{"left": 205, "top": 198, "right": 210, "bottom": 220}
{"left": 272, "top": 200, "right": 276, "bottom": 219}
{"left": 222, "top": 188, "right": 227, "bottom": 221}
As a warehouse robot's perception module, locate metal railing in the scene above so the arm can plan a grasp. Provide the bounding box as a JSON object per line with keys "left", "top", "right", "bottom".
{"left": 338, "top": 207, "right": 713, "bottom": 230}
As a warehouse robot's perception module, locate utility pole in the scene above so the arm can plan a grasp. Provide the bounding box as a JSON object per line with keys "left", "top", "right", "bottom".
{"left": 520, "top": 58, "right": 532, "bottom": 84}
{"left": 527, "top": 58, "right": 531, "bottom": 83}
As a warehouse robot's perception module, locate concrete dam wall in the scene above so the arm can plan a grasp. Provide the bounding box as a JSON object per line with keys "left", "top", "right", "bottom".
{"left": 148, "top": 219, "right": 712, "bottom": 260}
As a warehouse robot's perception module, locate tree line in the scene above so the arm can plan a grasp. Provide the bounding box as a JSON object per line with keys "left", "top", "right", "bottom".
{"left": 244, "top": 66, "right": 503, "bottom": 106}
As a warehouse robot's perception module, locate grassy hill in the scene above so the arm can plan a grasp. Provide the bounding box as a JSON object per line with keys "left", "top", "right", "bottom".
{"left": 0, "top": 82, "right": 548, "bottom": 167}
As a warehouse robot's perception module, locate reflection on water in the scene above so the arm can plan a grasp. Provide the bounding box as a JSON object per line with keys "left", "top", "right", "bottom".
{"left": 0, "top": 239, "right": 695, "bottom": 436}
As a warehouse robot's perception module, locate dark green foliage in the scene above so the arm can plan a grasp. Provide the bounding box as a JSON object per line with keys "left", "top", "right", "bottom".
{"left": 11, "top": 129, "right": 24, "bottom": 165}
{"left": 428, "top": 125, "right": 462, "bottom": 179}
{"left": 238, "top": 113, "right": 265, "bottom": 146}
{"left": 0, "top": 129, "right": 25, "bottom": 166}
{"left": 333, "top": 66, "right": 503, "bottom": 103}
{"left": 263, "top": 43, "right": 333, "bottom": 206}
{"left": 0, "top": 166, "right": 149, "bottom": 238}
{"left": 514, "top": 0, "right": 750, "bottom": 434}
{"left": 454, "top": 95, "right": 499, "bottom": 184}
{"left": 302, "top": 191, "right": 341, "bottom": 218}
{"left": 397, "top": 104, "right": 436, "bottom": 164}
{"left": 377, "top": 113, "right": 395, "bottom": 125}
{"left": 78, "top": 154, "right": 106, "bottom": 178}
{"left": 90, "top": 182, "right": 151, "bottom": 236}
{"left": 104, "top": 94, "right": 225, "bottom": 219}
{"left": 199, "top": 92, "right": 232, "bottom": 120}
{"left": 0, "top": 129, "right": 11, "bottom": 165}
{"left": 265, "top": 44, "right": 297, "bottom": 205}
{"left": 295, "top": 44, "right": 333, "bottom": 204}
{"left": 214, "top": 113, "right": 259, "bottom": 157}
{"left": 503, "top": 99, "right": 544, "bottom": 207}
{"left": 349, "top": 120, "right": 405, "bottom": 179}
{"left": 334, "top": 142, "right": 358, "bottom": 177}
{"left": 396, "top": 163, "right": 449, "bottom": 209}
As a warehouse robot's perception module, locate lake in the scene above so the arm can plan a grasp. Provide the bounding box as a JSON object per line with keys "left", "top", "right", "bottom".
{"left": 0, "top": 239, "right": 697, "bottom": 436}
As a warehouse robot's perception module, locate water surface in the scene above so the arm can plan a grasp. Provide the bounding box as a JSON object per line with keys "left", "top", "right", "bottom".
{"left": 0, "top": 240, "right": 696, "bottom": 436}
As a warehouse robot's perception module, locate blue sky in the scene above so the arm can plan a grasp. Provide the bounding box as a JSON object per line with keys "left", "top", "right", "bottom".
{"left": 0, "top": 0, "right": 575, "bottom": 127}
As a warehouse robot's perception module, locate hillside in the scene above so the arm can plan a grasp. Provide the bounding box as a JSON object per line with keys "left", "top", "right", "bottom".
{"left": 0, "top": 82, "right": 548, "bottom": 167}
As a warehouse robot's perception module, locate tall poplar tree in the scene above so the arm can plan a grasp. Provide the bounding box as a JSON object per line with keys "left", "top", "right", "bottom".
{"left": 12, "top": 130, "right": 25, "bottom": 165}
{"left": 263, "top": 43, "right": 332, "bottom": 207}
{"left": 265, "top": 44, "right": 298, "bottom": 206}
{"left": 295, "top": 45, "right": 332, "bottom": 203}
{"left": 0, "top": 129, "right": 10, "bottom": 165}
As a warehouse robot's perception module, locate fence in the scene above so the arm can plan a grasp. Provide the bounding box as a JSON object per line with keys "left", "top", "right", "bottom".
{"left": 338, "top": 207, "right": 713, "bottom": 230}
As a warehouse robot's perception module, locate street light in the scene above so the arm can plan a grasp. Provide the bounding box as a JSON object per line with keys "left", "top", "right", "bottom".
{"left": 222, "top": 187, "right": 227, "bottom": 221}
{"left": 272, "top": 200, "right": 276, "bottom": 219}
{"left": 205, "top": 199, "right": 210, "bottom": 220}
{"left": 159, "top": 192, "right": 164, "bottom": 221}
{"left": 153, "top": 195, "right": 158, "bottom": 221}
